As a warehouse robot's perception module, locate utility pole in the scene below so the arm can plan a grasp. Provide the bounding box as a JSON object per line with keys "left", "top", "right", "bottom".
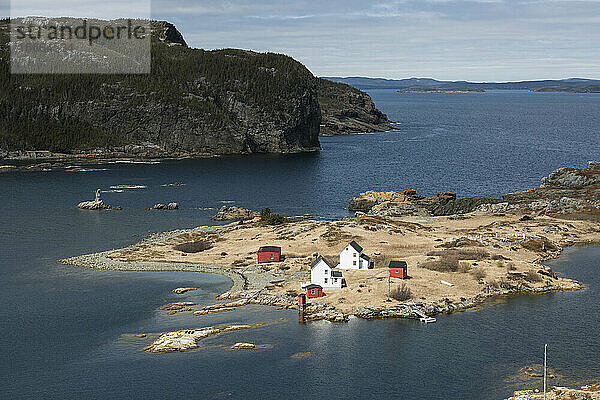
{"left": 544, "top": 343, "right": 548, "bottom": 400}
{"left": 388, "top": 270, "right": 391, "bottom": 300}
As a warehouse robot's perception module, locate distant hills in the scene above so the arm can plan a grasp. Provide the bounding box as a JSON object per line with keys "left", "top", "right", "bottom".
{"left": 323, "top": 77, "right": 600, "bottom": 91}
{"left": 532, "top": 85, "right": 600, "bottom": 93}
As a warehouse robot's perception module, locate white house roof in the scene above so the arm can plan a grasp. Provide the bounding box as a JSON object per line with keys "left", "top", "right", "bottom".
{"left": 310, "top": 255, "right": 334, "bottom": 269}
{"left": 348, "top": 240, "right": 363, "bottom": 253}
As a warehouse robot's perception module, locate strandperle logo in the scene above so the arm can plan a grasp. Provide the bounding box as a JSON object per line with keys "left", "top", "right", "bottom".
{"left": 13, "top": 19, "right": 148, "bottom": 46}
{"left": 10, "top": 17, "right": 151, "bottom": 74}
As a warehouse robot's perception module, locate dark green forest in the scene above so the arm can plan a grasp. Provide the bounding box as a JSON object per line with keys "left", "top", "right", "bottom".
{"left": 0, "top": 18, "right": 318, "bottom": 153}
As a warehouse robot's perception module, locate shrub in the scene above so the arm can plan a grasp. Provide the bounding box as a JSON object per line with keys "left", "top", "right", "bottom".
{"left": 390, "top": 283, "right": 412, "bottom": 301}
{"left": 259, "top": 208, "right": 288, "bottom": 225}
{"left": 524, "top": 271, "right": 543, "bottom": 283}
{"left": 470, "top": 268, "right": 487, "bottom": 281}
{"left": 173, "top": 240, "right": 211, "bottom": 253}
{"left": 427, "top": 249, "right": 490, "bottom": 260}
{"left": 422, "top": 248, "right": 490, "bottom": 272}
{"left": 421, "top": 256, "right": 460, "bottom": 272}
{"left": 521, "top": 238, "right": 559, "bottom": 253}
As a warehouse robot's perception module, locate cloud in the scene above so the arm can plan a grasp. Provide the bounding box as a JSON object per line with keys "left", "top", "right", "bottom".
{"left": 9, "top": 0, "right": 599, "bottom": 80}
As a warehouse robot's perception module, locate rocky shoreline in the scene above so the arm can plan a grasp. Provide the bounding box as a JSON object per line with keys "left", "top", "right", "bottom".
{"left": 506, "top": 382, "right": 600, "bottom": 399}
{"left": 60, "top": 162, "right": 600, "bottom": 324}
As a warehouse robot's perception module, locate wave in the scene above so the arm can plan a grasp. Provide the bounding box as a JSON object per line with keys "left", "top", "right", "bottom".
{"left": 109, "top": 185, "right": 148, "bottom": 189}
{"left": 66, "top": 168, "right": 109, "bottom": 172}
{"left": 109, "top": 160, "right": 161, "bottom": 165}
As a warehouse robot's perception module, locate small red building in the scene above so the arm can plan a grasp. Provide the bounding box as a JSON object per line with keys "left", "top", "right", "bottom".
{"left": 257, "top": 246, "right": 282, "bottom": 263}
{"left": 305, "top": 284, "right": 324, "bottom": 298}
{"left": 389, "top": 261, "right": 408, "bottom": 279}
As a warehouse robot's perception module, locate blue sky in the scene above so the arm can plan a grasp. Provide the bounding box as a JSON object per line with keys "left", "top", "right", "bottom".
{"left": 7, "top": 0, "right": 600, "bottom": 81}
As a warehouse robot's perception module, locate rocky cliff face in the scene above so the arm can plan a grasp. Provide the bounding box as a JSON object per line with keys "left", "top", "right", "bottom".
{"left": 0, "top": 19, "right": 392, "bottom": 158}
{"left": 0, "top": 19, "right": 322, "bottom": 156}
{"left": 317, "top": 78, "right": 393, "bottom": 135}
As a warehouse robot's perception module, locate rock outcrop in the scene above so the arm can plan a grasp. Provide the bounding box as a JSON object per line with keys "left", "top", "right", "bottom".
{"left": 317, "top": 78, "right": 393, "bottom": 135}
{"left": 502, "top": 161, "right": 600, "bottom": 217}
{"left": 143, "top": 324, "right": 252, "bottom": 353}
{"left": 231, "top": 342, "right": 256, "bottom": 350}
{"left": 172, "top": 287, "right": 198, "bottom": 294}
{"left": 77, "top": 190, "right": 121, "bottom": 210}
{"left": 212, "top": 206, "right": 259, "bottom": 221}
{"left": 149, "top": 203, "right": 179, "bottom": 210}
{"left": 348, "top": 190, "right": 500, "bottom": 216}
{"left": 350, "top": 162, "right": 600, "bottom": 219}
{"left": 505, "top": 382, "right": 600, "bottom": 400}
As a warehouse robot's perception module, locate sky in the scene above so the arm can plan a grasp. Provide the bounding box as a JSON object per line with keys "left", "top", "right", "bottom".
{"left": 6, "top": 0, "right": 600, "bottom": 81}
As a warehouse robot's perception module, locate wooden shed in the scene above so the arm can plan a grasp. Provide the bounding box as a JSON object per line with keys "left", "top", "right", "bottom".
{"left": 305, "top": 284, "right": 324, "bottom": 298}
{"left": 389, "top": 261, "right": 408, "bottom": 279}
{"left": 257, "top": 246, "right": 282, "bottom": 263}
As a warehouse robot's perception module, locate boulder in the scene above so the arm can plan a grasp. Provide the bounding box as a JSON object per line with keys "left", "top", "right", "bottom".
{"left": 77, "top": 199, "right": 115, "bottom": 210}
{"left": 212, "top": 206, "right": 259, "bottom": 221}
{"left": 231, "top": 342, "right": 255, "bottom": 350}
{"left": 150, "top": 202, "right": 179, "bottom": 210}
{"left": 172, "top": 287, "right": 198, "bottom": 294}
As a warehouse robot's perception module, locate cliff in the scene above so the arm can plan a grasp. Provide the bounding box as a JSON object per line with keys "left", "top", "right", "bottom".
{"left": 317, "top": 78, "right": 393, "bottom": 135}
{"left": 0, "top": 19, "right": 393, "bottom": 159}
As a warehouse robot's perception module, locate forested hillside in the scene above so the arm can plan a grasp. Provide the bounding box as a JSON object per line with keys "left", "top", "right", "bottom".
{"left": 0, "top": 19, "right": 391, "bottom": 158}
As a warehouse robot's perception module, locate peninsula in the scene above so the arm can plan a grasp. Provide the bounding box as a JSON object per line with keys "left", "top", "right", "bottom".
{"left": 63, "top": 162, "right": 600, "bottom": 323}
{"left": 0, "top": 18, "right": 391, "bottom": 164}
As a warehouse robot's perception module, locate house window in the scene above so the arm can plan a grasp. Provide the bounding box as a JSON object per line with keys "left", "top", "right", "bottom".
{"left": 324, "top": 270, "right": 328, "bottom": 275}
{"left": 270, "top": 254, "right": 274, "bottom": 259}
{"left": 334, "top": 278, "right": 337, "bottom": 283}
{"left": 353, "top": 261, "right": 356, "bottom": 266}
{"left": 311, "top": 289, "right": 315, "bottom": 294}
{"left": 324, "top": 278, "right": 328, "bottom": 283}
{"left": 353, "top": 253, "right": 357, "bottom": 257}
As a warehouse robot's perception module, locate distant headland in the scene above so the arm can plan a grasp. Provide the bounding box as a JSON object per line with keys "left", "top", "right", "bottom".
{"left": 396, "top": 88, "right": 485, "bottom": 93}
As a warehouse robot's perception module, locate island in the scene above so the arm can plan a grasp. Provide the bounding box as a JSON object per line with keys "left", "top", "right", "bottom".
{"left": 531, "top": 85, "right": 600, "bottom": 93}
{"left": 62, "top": 161, "right": 600, "bottom": 324}
{"left": 396, "top": 88, "right": 485, "bottom": 93}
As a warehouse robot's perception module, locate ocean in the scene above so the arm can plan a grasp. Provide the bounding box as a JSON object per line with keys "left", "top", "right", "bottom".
{"left": 1, "top": 89, "right": 599, "bottom": 399}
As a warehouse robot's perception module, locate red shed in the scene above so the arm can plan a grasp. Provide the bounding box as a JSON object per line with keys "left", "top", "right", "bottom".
{"left": 305, "top": 284, "right": 324, "bottom": 298}
{"left": 257, "top": 246, "right": 282, "bottom": 263}
{"left": 389, "top": 261, "right": 408, "bottom": 279}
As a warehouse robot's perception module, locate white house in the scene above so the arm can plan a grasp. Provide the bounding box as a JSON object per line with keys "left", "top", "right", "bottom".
{"left": 308, "top": 256, "right": 344, "bottom": 289}
{"left": 338, "top": 240, "right": 371, "bottom": 270}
